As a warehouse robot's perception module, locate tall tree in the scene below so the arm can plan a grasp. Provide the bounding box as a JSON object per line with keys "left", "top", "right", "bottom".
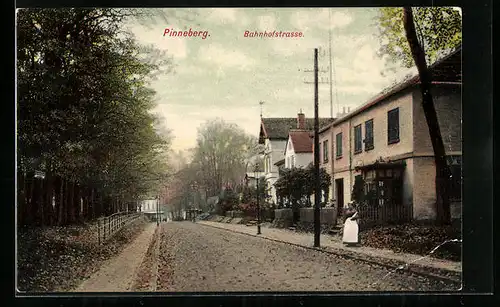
{"left": 376, "top": 7, "right": 461, "bottom": 224}
{"left": 191, "top": 118, "right": 256, "bottom": 197}
{"left": 377, "top": 7, "right": 462, "bottom": 68}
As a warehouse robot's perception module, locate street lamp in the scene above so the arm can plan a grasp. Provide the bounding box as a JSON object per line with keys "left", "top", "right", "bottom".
{"left": 254, "top": 165, "right": 262, "bottom": 235}
{"left": 156, "top": 195, "right": 159, "bottom": 226}
{"left": 190, "top": 181, "right": 198, "bottom": 222}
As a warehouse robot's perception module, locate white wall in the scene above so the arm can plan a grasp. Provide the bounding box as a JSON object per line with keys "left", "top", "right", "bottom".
{"left": 266, "top": 139, "right": 286, "bottom": 174}
{"left": 265, "top": 139, "right": 286, "bottom": 203}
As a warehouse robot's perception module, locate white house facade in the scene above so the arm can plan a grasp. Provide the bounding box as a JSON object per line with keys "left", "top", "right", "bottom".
{"left": 139, "top": 199, "right": 157, "bottom": 212}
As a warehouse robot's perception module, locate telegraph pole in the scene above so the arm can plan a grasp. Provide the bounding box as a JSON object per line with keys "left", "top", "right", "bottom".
{"left": 313, "top": 48, "right": 321, "bottom": 248}
{"left": 299, "top": 51, "right": 329, "bottom": 85}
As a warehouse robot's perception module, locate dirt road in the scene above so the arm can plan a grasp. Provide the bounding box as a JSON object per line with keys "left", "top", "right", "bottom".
{"left": 151, "top": 222, "right": 459, "bottom": 292}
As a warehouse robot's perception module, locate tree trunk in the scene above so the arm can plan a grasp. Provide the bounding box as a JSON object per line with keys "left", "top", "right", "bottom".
{"left": 68, "top": 181, "right": 75, "bottom": 223}
{"left": 31, "top": 177, "right": 41, "bottom": 226}
{"left": 25, "top": 171, "right": 35, "bottom": 225}
{"left": 17, "top": 170, "right": 26, "bottom": 226}
{"left": 58, "top": 178, "right": 66, "bottom": 226}
{"left": 74, "top": 184, "right": 81, "bottom": 222}
{"left": 403, "top": 7, "right": 451, "bottom": 225}
{"left": 81, "top": 186, "right": 87, "bottom": 220}
{"left": 54, "top": 176, "right": 62, "bottom": 225}
{"left": 43, "top": 171, "right": 55, "bottom": 226}
{"left": 90, "top": 188, "right": 95, "bottom": 219}
{"left": 39, "top": 177, "right": 45, "bottom": 226}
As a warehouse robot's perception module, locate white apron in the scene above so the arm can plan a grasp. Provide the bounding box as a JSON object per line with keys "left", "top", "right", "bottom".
{"left": 342, "top": 212, "right": 359, "bottom": 244}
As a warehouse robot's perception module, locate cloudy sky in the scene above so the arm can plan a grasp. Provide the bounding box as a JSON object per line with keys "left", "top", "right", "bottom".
{"left": 126, "top": 8, "right": 414, "bottom": 153}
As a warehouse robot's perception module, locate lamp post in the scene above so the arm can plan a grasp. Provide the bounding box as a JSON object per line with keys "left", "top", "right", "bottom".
{"left": 254, "top": 165, "right": 261, "bottom": 235}
{"left": 190, "top": 181, "right": 198, "bottom": 222}
{"left": 156, "top": 195, "right": 159, "bottom": 226}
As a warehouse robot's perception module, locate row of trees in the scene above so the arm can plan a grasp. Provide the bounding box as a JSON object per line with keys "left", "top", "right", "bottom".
{"left": 190, "top": 119, "right": 261, "bottom": 197}
{"left": 162, "top": 119, "right": 265, "bottom": 217}
{"left": 17, "top": 8, "right": 172, "bottom": 226}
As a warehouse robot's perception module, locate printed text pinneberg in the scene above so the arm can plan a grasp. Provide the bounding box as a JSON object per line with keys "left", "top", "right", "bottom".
{"left": 163, "top": 28, "right": 210, "bottom": 39}
{"left": 243, "top": 30, "right": 304, "bottom": 38}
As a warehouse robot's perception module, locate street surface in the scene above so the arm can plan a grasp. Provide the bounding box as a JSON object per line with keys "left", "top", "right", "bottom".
{"left": 75, "top": 221, "right": 459, "bottom": 292}
{"left": 153, "top": 222, "right": 457, "bottom": 291}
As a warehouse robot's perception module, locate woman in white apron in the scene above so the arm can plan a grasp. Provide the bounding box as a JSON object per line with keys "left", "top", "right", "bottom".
{"left": 342, "top": 208, "right": 359, "bottom": 246}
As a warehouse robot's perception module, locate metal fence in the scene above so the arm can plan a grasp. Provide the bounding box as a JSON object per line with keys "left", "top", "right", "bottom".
{"left": 97, "top": 211, "right": 143, "bottom": 244}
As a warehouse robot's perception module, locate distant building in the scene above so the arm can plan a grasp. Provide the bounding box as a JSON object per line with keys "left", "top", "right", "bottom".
{"left": 139, "top": 199, "right": 157, "bottom": 213}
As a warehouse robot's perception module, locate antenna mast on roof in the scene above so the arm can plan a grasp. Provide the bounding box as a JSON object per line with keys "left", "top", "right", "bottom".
{"left": 259, "top": 101, "right": 265, "bottom": 118}
{"left": 328, "top": 8, "right": 340, "bottom": 117}
{"left": 328, "top": 8, "right": 333, "bottom": 119}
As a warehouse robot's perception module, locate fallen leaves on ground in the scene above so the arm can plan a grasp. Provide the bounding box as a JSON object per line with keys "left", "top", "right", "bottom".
{"left": 130, "top": 226, "right": 159, "bottom": 291}
{"left": 17, "top": 218, "right": 148, "bottom": 292}
{"left": 359, "top": 223, "right": 461, "bottom": 261}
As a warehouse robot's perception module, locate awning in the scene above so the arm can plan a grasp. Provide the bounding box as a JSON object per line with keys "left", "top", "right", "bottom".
{"left": 354, "top": 160, "right": 406, "bottom": 172}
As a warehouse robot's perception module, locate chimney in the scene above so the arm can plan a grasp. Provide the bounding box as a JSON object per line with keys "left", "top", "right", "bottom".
{"left": 297, "top": 109, "right": 305, "bottom": 129}
{"left": 348, "top": 107, "right": 351, "bottom": 113}
{"left": 343, "top": 106, "right": 346, "bottom": 114}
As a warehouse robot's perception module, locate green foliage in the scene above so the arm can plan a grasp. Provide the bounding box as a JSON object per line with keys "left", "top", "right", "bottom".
{"left": 274, "top": 164, "right": 331, "bottom": 209}
{"left": 17, "top": 8, "right": 172, "bottom": 213}
{"left": 239, "top": 176, "right": 268, "bottom": 205}
{"left": 220, "top": 187, "right": 239, "bottom": 211}
{"left": 376, "top": 7, "right": 462, "bottom": 68}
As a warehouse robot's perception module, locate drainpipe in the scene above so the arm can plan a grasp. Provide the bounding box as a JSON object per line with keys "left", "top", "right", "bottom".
{"left": 330, "top": 127, "right": 335, "bottom": 207}
{"left": 348, "top": 118, "right": 353, "bottom": 204}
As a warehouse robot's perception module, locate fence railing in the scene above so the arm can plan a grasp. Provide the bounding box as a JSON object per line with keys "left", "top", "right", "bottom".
{"left": 97, "top": 211, "right": 143, "bottom": 244}
{"left": 358, "top": 203, "right": 413, "bottom": 230}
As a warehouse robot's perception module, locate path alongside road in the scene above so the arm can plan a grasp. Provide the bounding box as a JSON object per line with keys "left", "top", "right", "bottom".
{"left": 74, "top": 223, "right": 157, "bottom": 292}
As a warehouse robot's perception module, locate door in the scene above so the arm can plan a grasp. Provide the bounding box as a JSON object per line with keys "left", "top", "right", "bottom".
{"left": 335, "top": 178, "right": 344, "bottom": 216}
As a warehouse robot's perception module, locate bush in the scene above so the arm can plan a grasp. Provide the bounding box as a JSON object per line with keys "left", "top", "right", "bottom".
{"left": 238, "top": 202, "right": 257, "bottom": 217}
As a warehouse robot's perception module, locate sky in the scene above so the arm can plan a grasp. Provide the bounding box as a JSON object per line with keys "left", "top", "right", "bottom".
{"left": 125, "top": 8, "right": 417, "bottom": 154}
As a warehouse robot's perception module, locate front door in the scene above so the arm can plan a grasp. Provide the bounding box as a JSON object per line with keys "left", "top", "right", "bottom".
{"left": 335, "top": 178, "right": 344, "bottom": 216}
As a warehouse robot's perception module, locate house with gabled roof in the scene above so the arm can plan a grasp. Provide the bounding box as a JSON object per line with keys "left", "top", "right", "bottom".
{"left": 259, "top": 111, "right": 334, "bottom": 204}
{"left": 284, "top": 130, "right": 314, "bottom": 169}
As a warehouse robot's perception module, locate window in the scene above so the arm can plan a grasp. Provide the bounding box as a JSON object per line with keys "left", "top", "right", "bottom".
{"left": 291, "top": 156, "right": 295, "bottom": 167}
{"left": 388, "top": 108, "right": 400, "bottom": 144}
{"left": 323, "top": 140, "right": 329, "bottom": 163}
{"left": 336, "top": 133, "right": 343, "bottom": 158}
{"left": 364, "top": 119, "right": 374, "bottom": 151}
{"left": 354, "top": 124, "right": 362, "bottom": 154}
